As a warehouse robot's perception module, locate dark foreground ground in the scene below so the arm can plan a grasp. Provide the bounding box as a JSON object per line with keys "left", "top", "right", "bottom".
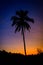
{"left": 0, "top": 50, "right": 43, "bottom": 65}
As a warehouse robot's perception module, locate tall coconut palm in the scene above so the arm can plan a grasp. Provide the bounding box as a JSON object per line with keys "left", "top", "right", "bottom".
{"left": 11, "top": 10, "right": 34, "bottom": 55}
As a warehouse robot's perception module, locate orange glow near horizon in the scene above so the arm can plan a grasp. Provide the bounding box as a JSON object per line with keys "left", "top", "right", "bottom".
{"left": 0, "top": 42, "right": 43, "bottom": 55}
{"left": 1, "top": 47, "right": 43, "bottom": 55}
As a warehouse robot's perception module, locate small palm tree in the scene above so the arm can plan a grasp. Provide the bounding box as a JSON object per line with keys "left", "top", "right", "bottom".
{"left": 11, "top": 10, "right": 34, "bottom": 55}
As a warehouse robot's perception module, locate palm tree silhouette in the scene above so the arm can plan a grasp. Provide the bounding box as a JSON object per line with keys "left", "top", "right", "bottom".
{"left": 11, "top": 10, "right": 34, "bottom": 55}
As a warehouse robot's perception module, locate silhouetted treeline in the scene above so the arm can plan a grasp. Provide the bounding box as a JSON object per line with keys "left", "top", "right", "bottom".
{"left": 0, "top": 50, "right": 43, "bottom": 65}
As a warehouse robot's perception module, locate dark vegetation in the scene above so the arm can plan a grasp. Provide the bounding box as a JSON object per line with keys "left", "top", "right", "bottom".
{"left": 0, "top": 50, "right": 43, "bottom": 65}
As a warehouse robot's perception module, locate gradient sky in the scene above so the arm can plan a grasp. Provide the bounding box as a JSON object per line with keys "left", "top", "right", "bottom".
{"left": 0, "top": 0, "right": 43, "bottom": 55}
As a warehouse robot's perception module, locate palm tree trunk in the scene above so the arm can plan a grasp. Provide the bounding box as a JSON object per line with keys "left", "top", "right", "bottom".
{"left": 22, "top": 28, "right": 26, "bottom": 55}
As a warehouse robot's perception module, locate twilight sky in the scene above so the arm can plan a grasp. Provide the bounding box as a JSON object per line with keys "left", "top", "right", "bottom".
{"left": 0, "top": 0, "right": 43, "bottom": 55}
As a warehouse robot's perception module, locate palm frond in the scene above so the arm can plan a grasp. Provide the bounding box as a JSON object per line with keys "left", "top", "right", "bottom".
{"left": 24, "top": 11, "right": 28, "bottom": 16}
{"left": 11, "top": 16, "right": 19, "bottom": 20}
{"left": 15, "top": 26, "right": 19, "bottom": 33}
{"left": 15, "top": 25, "right": 21, "bottom": 33}
{"left": 11, "top": 16, "right": 20, "bottom": 26}
{"left": 23, "top": 22, "right": 31, "bottom": 31}
{"left": 16, "top": 10, "right": 28, "bottom": 17}
{"left": 12, "top": 20, "right": 16, "bottom": 26}
{"left": 16, "top": 21, "right": 31, "bottom": 31}
{"left": 25, "top": 16, "right": 34, "bottom": 23}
